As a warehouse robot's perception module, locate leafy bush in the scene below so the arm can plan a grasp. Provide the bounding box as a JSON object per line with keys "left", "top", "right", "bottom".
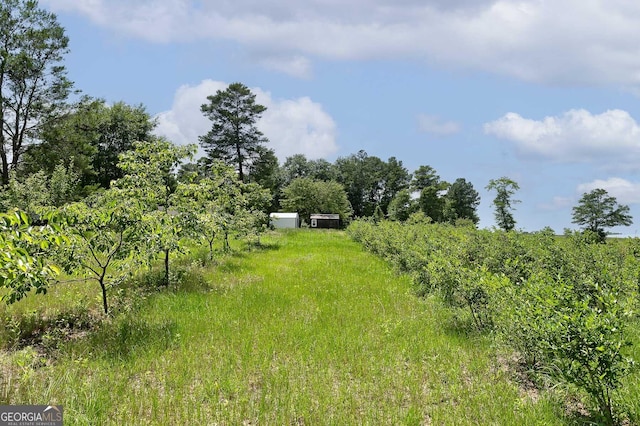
{"left": 0, "top": 210, "right": 66, "bottom": 304}
{"left": 347, "top": 219, "right": 638, "bottom": 423}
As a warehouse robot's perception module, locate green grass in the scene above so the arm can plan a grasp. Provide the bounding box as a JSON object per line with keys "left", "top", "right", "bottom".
{"left": 1, "top": 230, "right": 569, "bottom": 424}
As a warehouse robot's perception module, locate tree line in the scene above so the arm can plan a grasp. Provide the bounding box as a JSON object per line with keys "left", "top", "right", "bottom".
{"left": 0, "top": 0, "right": 633, "bottom": 238}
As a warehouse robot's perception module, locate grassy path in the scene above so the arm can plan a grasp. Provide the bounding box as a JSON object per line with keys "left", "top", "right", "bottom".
{"left": 4, "top": 230, "right": 562, "bottom": 424}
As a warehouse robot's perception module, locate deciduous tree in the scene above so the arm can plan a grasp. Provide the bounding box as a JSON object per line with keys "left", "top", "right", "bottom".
{"left": 281, "top": 154, "right": 336, "bottom": 187}
{"left": 334, "top": 150, "right": 385, "bottom": 217}
{"left": 61, "top": 191, "right": 144, "bottom": 314}
{"left": 572, "top": 188, "right": 632, "bottom": 242}
{"left": 486, "top": 177, "right": 520, "bottom": 231}
{"left": 0, "top": 162, "right": 79, "bottom": 215}
{"left": 380, "top": 157, "right": 411, "bottom": 214}
{"left": 0, "top": 209, "right": 65, "bottom": 304}
{"left": 21, "top": 98, "right": 155, "bottom": 190}
{"left": 308, "top": 158, "right": 336, "bottom": 182}
{"left": 281, "top": 154, "right": 311, "bottom": 187}
{"left": 417, "top": 186, "right": 447, "bottom": 223}
{"left": 0, "top": 0, "right": 73, "bottom": 185}
{"left": 281, "top": 177, "right": 352, "bottom": 225}
{"left": 388, "top": 189, "right": 414, "bottom": 222}
{"left": 247, "top": 146, "right": 280, "bottom": 211}
{"left": 180, "top": 160, "right": 270, "bottom": 254}
{"left": 114, "top": 138, "right": 197, "bottom": 285}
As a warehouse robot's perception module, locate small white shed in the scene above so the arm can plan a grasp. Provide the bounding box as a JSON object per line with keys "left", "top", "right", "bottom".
{"left": 270, "top": 212, "right": 300, "bottom": 229}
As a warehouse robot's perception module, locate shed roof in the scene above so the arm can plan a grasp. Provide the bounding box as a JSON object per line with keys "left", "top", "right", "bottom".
{"left": 270, "top": 212, "right": 299, "bottom": 219}
{"left": 310, "top": 214, "right": 340, "bottom": 220}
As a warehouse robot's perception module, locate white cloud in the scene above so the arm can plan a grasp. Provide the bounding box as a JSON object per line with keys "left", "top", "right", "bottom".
{"left": 577, "top": 177, "right": 640, "bottom": 204}
{"left": 43, "top": 0, "right": 195, "bottom": 43}
{"left": 484, "top": 109, "right": 640, "bottom": 166}
{"left": 154, "top": 80, "right": 338, "bottom": 160}
{"left": 255, "top": 92, "right": 339, "bottom": 159}
{"left": 417, "top": 114, "right": 460, "bottom": 136}
{"left": 41, "top": 0, "right": 640, "bottom": 87}
{"left": 154, "top": 80, "right": 224, "bottom": 147}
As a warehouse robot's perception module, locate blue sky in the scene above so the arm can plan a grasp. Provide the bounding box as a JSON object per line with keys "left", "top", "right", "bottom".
{"left": 41, "top": 0, "right": 640, "bottom": 234}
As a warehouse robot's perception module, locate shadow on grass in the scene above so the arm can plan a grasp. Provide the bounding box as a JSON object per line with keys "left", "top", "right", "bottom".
{"left": 439, "top": 307, "right": 490, "bottom": 340}
{"left": 1, "top": 299, "right": 99, "bottom": 351}
{"left": 558, "top": 399, "right": 635, "bottom": 426}
{"left": 217, "top": 258, "right": 248, "bottom": 274}
{"left": 2, "top": 237, "right": 277, "bottom": 357}
{"left": 88, "top": 315, "right": 178, "bottom": 362}
{"left": 251, "top": 240, "right": 281, "bottom": 251}
{"left": 557, "top": 403, "right": 609, "bottom": 426}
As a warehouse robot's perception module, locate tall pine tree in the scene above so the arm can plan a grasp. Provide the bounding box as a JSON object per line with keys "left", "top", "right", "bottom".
{"left": 199, "top": 83, "right": 268, "bottom": 182}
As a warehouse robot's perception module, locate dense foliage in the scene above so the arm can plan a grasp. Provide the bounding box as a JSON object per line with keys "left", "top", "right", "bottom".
{"left": 486, "top": 177, "right": 520, "bottom": 231}
{"left": 200, "top": 82, "right": 268, "bottom": 182}
{"left": 280, "top": 177, "right": 352, "bottom": 225}
{"left": 348, "top": 219, "right": 639, "bottom": 424}
{"left": 1, "top": 139, "right": 271, "bottom": 314}
{"left": 3, "top": 3, "right": 639, "bottom": 423}
{"left": 572, "top": 188, "right": 633, "bottom": 242}
{"left": 442, "top": 178, "right": 481, "bottom": 224}
{"left": 0, "top": 210, "right": 66, "bottom": 304}
{"left": 0, "top": 0, "right": 73, "bottom": 185}
{"left": 60, "top": 191, "right": 145, "bottom": 314}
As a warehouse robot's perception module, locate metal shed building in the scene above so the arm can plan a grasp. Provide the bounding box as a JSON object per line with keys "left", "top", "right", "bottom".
{"left": 270, "top": 212, "right": 300, "bottom": 229}
{"left": 310, "top": 214, "right": 341, "bottom": 229}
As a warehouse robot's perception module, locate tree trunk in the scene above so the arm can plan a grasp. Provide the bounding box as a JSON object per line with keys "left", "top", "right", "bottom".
{"left": 235, "top": 131, "right": 244, "bottom": 182}
{"left": 100, "top": 279, "right": 108, "bottom": 314}
{"left": 224, "top": 231, "right": 230, "bottom": 252}
{"left": 0, "top": 148, "right": 8, "bottom": 186}
{"left": 237, "top": 152, "right": 244, "bottom": 182}
{"left": 164, "top": 248, "right": 170, "bottom": 286}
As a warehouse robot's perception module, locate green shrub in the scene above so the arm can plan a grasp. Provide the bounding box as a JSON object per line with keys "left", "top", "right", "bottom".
{"left": 348, "top": 219, "right": 639, "bottom": 422}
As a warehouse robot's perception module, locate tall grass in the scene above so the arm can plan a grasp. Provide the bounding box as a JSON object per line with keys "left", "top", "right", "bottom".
{"left": 1, "top": 230, "right": 565, "bottom": 424}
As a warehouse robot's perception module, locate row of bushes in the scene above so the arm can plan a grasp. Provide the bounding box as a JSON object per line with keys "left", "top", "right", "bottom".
{"left": 348, "top": 218, "right": 639, "bottom": 425}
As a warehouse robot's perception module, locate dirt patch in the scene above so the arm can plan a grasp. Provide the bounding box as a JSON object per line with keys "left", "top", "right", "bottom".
{"left": 493, "top": 352, "right": 541, "bottom": 403}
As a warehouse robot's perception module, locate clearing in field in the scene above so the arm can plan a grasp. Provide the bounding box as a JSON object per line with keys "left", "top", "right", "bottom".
{"left": 2, "top": 230, "right": 567, "bottom": 424}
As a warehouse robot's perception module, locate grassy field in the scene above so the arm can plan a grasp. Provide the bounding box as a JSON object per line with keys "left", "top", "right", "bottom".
{"left": 1, "top": 230, "right": 578, "bottom": 424}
